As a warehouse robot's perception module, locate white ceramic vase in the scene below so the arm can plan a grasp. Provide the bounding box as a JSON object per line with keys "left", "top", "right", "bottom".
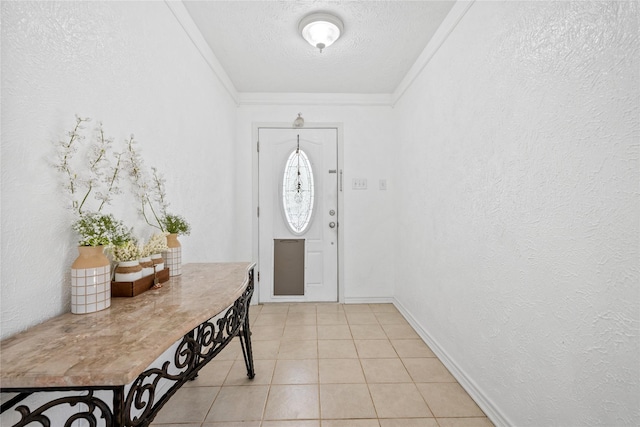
{"left": 114, "top": 260, "right": 143, "bottom": 282}
{"left": 151, "top": 253, "right": 164, "bottom": 272}
{"left": 164, "top": 233, "right": 182, "bottom": 276}
{"left": 71, "top": 246, "right": 111, "bottom": 314}
{"left": 139, "top": 256, "right": 154, "bottom": 277}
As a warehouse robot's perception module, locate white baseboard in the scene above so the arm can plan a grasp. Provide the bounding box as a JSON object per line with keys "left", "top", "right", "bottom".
{"left": 393, "top": 298, "right": 512, "bottom": 427}
{"left": 344, "top": 296, "right": 395, "bottom": 304}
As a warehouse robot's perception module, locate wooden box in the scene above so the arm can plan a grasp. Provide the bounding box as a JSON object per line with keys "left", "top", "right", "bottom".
{"left": 111, "top": 268, "right": 170, "bottom": 297}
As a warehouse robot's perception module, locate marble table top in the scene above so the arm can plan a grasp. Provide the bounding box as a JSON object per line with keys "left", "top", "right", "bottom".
{"left": 0, "top": 262, "right": 255, "bottom": 389}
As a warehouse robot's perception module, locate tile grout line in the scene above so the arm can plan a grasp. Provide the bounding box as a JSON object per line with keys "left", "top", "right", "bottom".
{"left": 155, "top": 303, "right": 493, "bottom": 426}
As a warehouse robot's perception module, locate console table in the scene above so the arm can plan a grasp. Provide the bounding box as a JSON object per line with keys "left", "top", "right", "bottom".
{"left": 0, "top": 262, "right": 256, "bottom": 426}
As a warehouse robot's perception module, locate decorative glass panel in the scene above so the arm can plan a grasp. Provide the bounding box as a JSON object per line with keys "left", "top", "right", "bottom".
{"left": 282, "top": 148, "right": 315, "bottom": 234}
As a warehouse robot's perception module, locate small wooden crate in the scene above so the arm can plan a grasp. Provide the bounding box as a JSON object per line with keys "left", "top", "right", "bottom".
{"left": 111, "top": 268, "right": 170, "bottom": 297}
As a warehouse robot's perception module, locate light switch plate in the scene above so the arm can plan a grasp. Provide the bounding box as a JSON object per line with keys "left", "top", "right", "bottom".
{"left": 352, "top": 178, "right": 367, "bottom": 190}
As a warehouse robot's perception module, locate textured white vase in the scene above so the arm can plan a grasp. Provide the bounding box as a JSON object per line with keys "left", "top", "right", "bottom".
{"left": 114, "top": 260, "right": 143, "bottom": 282}
{"left": 151, "top": 253, "right": 164, "bottom": 272}
{"left": 164, "top": 234, "right": 182, "bottom": 276}
{"left": 71, "top": 246, "right": 111, "bottom": 314}
{"left": 139, "top": 256, "right": 154, "bottom": 277}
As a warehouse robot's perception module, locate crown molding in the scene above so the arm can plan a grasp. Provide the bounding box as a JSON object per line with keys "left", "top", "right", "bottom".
{"left": 166, "top": 0, "right": 473, "bottom": 108}
{"left": 239, "top": 92, "right": 393, "bottom": 107}
{"left": 391, "top": 0, "right": 476, "bottom": 107}
{"left": 164, "top": 0, "right": 239, "bottom": 105}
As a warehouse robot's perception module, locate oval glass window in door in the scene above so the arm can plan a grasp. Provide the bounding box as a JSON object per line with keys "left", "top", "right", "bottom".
{"left": 282, "top": 148, "right": 315, "bottom": 234}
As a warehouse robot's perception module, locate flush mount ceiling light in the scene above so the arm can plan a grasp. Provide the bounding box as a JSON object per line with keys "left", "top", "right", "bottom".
{"left": 299, "top": 12, "right": 344, "bottom": 53}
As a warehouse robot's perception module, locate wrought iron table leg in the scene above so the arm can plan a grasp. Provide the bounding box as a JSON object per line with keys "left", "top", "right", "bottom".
{"left": 113, "top": 386, "right": 125, "bottom": 427}
{"left": 239, "top": 316, "right": 255, "bottom": 379}
{"left": 1, "top": 267, "right": 257, "bottom": 426}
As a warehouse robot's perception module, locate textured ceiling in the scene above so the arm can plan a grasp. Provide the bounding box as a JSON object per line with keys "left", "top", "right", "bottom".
{"left": 182, "top": 1, "right": 455, "bottom": 94}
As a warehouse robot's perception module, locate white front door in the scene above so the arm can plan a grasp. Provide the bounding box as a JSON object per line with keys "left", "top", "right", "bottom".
{"left": 258, "top": 128, "right": 338, "bottom": 302}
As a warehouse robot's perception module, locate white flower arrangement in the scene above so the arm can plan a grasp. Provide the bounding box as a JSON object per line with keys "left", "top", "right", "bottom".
{"left": 109, "top": 240, "right": 142, "bottom": 262}
{"left": 55, "top": 116, "right": 129, "bottom": 247}
{"left": 124, "top": 136, "right": 169, "bottom": 231}
{"left": 72, "top": 212, "right": 130, "bottom": 247}
{"left": 55, "top": 116, "right": 123, "bottom": 216}
{"left": 124, "top": 138, "right": 191, "bottom": 236}
{"left": 141, "top": 233, "right": 169, "bottom": 257}
{"left": 55, "top": 115, "right": 189, "bottom": 249}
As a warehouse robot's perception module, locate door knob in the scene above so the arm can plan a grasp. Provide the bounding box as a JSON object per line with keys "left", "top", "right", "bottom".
{"left": 329, "top": 222, "right": 336, "bottom": 228}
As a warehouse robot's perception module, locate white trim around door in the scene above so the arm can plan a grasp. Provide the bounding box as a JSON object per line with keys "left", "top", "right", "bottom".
{"left": 252, "top": 122, "right": 345, "bottom": 305}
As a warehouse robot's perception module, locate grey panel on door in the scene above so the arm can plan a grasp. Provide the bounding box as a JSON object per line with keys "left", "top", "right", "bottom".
{"left": 274, "top": 239, "right": 305, "bottom": 296}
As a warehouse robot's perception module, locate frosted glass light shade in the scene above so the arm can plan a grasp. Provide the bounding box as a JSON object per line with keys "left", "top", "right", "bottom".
{"left": 299, "top": 13, "right": 344, "bottom": 52}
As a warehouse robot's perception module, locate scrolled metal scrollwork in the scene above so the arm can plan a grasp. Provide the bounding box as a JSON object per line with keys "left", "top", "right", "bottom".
{"left": 11, "top": 391, "right": 113, "bottom": 427}
{"left": 121, "top": 278, "right": 254, "bottom": 426}
{"left": 123, "top": 335, "right": 196, "bottom": 426}
{"left": 193, "top": 279, "right": 253, "bottom": 363}
{"left": 175, "top": 333, "right": 197, "bottom": 372}
{"left": 2, "top": 267, "right": 256, "bottom": 427}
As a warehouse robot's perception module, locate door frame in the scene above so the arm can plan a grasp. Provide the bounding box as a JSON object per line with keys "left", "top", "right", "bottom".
{"left": 252, "top": 122, "right": 345, "bottom": 304}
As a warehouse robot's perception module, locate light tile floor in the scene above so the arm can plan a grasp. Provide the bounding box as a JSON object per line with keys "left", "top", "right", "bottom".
{"left": 151, "top": 303, "right": 494, "bottom": 427}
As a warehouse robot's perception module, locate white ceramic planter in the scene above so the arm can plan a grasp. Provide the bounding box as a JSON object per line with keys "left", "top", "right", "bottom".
{"left": 139, "top": 256, "right": 154, "bottom": 277}
{"left": 71, "top": 246, "right": 111, "bottom": 314}
{"left": 151, "top": 253, "right": 164, "bottom": 272}
{"left": 114, "top": 260, "right": 143, "bottom": 282}
{"left": 164, "top": 234, "right": 182, "bottom": 276}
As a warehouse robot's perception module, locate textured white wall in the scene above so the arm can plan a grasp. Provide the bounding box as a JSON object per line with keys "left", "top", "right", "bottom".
{"left": 393, "top": 1, "right": 639, "bottom": 425}
{"left": 1, "top": 1, "right": 238, "bottom": 339}
{"left": 235, "top": 105, "right": 395, "bottom": 302}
